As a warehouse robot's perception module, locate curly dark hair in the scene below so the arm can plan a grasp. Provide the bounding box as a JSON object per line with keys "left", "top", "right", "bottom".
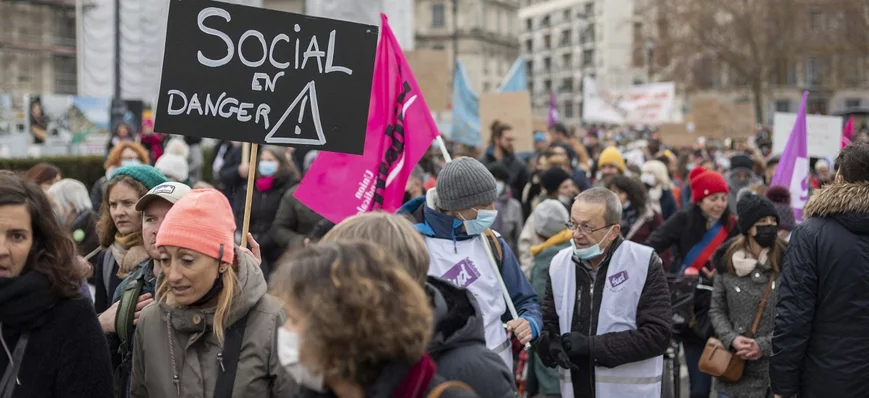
{"left": 606, "top": 175, "right": 648, "bottom": 211}
{"left": 270, "top": 241, "right": 432, "bottom": 387}
{"left": 0, "top": 171, "right": 84, "bottom": 298}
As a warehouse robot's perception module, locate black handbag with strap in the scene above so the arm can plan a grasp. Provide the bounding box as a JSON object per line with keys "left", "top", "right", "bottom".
{"left": 213, "top": 312, "right": 251, "bottom": 398}
{"left": 0, "top": 332, "right": 29, "bottom": 398}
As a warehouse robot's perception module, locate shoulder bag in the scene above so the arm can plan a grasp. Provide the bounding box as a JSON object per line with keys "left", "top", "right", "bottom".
{"left": 698, "top": 272, "right": 775, "bottom": 382}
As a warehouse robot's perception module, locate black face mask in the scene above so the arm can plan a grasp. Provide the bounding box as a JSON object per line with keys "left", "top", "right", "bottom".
{"left": 754, "top": 225, "right": 778, "bottom": 248}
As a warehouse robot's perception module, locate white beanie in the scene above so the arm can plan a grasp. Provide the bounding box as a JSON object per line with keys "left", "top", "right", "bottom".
{"left": 155, "top": 154, "right": 189, "bottom": 182}
{"left": 534, "top": 199, "right": 570, "bottom": 238}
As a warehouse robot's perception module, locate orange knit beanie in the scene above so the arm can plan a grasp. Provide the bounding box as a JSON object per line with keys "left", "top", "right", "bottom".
{"left": 156, "top": 189, "right": 235, "bottom": 264}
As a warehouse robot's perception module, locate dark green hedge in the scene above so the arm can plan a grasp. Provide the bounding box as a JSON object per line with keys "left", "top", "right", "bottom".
{"left": 1, "top": 146, "right": 217, "bottom": 190}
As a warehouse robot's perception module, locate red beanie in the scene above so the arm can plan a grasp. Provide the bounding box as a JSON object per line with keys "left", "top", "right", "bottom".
{"left": 690, "top": 167, "right": 729, "bottom": 203}
{"left": 156, "top": 189, "right": 236, "bottom": 264}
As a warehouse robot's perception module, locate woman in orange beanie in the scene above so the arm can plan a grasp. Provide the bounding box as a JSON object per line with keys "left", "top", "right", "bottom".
{"left": 644, "top": 166, "right": 739, "bottom": 398}
{"left": 130, "top": 189, "right": 293, "bottom": 397}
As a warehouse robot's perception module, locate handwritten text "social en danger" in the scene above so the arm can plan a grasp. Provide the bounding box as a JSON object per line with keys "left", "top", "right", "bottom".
{"left": 165, "top": 6, "right": 353, "bottom": 131}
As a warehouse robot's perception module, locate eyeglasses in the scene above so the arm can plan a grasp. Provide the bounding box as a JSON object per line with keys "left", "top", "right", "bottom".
{"left": 565, "top": 222, "right": 613, "bottom": 235}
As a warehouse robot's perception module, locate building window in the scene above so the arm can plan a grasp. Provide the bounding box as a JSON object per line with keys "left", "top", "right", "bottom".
{"left": 563, "top": 9, "right": 571, "bottom": 22}
{"left": 560, "top": 77, "right": 573, "bottom": 92}
{"left": 526, "top": 18, "right": 533, "bottom": 31}
{"left": 544, "top": 79, "right": 552, "bottom": 92}
{"left": 483, "top": 82, "right": 491, "bottom": 92}
{"left": 562, "top": 53, "right": 572, "bottom": 68}
{"left": 53, "top": 56, "right": 77, "bottom": 95}
{"left": 775, "top": 100, "right": 791, "bottom": 113}
{"left": 805, "top": 57, "right": 825, "bottom": 86}
{"left": 632, "top": 22, "right": 644, "bottom": 67}
{"left": 560, "top": 29, "right": 572, "bottom": 46}
{"left": 845, "top": 98, "right": 861, "bottom": 109}
{"left": 525, "top": 39, "right": 533, "bottom": 52}
{"left": 544, "top": 34, "right": 551, "bottom": 49}
{"left": 529, "top": 81, "right": 535, "bottom": 94}
{"left": 526, "top": 60, "right": 534, "bottom": 73}
{"left": 585, "top": 3, "right": 594, "bottom": 17}
{"left": 564, "top": 100, "right": 574, "bottom": 118}
{"left": 542, "top": 15, "right": 550, "bottom": 27}
{"left": 433, "top": 43, "right": 445, "bottom": 50}
{"left": 844, "top": 55, "right": 864, "bottom": 85}
{"left": 583, "top": 49, "right": 594, "bottom": 67}
{"left": 544, "top": 57, "right": 552, "bottom": 71}
{"left": 809, "top": 10, "right": 824, "bottom": 32}
{"left": 432, "top": 3, "right": 445, "bottom": 28}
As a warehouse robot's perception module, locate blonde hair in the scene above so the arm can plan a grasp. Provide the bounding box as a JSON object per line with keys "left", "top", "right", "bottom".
{"left": 270, "top": 241, "right": 432, "bottom": 386}
{"left": 156, "top": 257, "right": 240, "bottom": 346}
{"left": 321, "top": 212, "right": 430, "bottom": 284}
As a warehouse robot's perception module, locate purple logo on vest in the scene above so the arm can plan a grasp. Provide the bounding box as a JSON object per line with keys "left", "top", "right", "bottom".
{"left": 441, "top": 257, "right": 481, "bottom": 288}
{"left": 609, "top": 270, "right": 629, "bottom": 288}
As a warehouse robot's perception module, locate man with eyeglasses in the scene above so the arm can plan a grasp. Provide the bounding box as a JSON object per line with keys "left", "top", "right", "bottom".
{"left": 536, "top": 187, "right": 671, "bottom": 398}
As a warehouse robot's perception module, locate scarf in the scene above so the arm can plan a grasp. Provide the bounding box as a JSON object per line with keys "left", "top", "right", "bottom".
{"left": 256, "top": 176, "right": 275, "bottom": 192}
{"left": 731, "top": 248, "right": 770, "bottom": 277}
{"left": 621, "top": 203, "right": 639, "bottom": 233}
{"left": 111, "top": 234, "right": 150, "bottom": 278}
{"left": 648, "top": 186, "right": 663, "bottom": 214}
{"left": 391, "top": 354, "right": 437, "bottom": 398}
{"left": 0, "top": 271, "right": 58, "bottom": 331}
{"left": 531, "top": 229, "right": 573, "bottom": 257}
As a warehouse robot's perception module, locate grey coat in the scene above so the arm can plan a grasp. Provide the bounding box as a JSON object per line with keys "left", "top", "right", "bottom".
{"left": 709, "top": 238, "right": 780, "bottom": 398}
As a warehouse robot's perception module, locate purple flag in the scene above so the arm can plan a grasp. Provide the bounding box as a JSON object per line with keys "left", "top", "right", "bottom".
{"left": 771, "top": 91, "right": 810, "bottom": 221}
{"left": 548, "top": 90, "right": 559, "bottom": 128}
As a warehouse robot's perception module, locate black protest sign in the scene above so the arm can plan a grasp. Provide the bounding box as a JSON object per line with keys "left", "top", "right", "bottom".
{"left": 155, "top": 0, "right": 378, "bottom": 155}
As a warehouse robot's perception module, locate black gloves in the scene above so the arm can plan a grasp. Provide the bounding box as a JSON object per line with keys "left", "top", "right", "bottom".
{"left": 561, "top": 332, "right": 590, "bottom": 359}
{"left": 536, "top": 331, "right": 573, "bottom": 370}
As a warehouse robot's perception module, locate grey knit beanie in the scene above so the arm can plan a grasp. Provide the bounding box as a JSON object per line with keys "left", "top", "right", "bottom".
{"left": 436, "top": 157, "right": 498, "bottom": 211}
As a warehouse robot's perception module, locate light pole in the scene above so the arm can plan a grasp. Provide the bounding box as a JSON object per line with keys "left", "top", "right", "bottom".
{"left": 452, "top": 0, "right": 458, "bottom": 86}
{"left": 645, "top": 37, "right": 655, "bottom": 83}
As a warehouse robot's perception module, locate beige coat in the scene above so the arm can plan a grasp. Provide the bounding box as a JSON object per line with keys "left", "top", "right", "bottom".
{"left": 130, "top": 250, "right": 293, "bottom": 397}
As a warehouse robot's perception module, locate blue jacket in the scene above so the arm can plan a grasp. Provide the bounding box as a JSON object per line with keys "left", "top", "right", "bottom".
{"left": 399, "top": 196, "right": 542, "bottom": 339}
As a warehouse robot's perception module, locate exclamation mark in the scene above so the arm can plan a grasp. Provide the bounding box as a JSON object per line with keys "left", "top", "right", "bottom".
{"left": 294, "top": 96, "right": 308, "bottom": 135}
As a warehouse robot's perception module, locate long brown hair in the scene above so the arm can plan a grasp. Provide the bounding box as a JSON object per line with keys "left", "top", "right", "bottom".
{"left": 96, "top": 175, "right": 148, "bottom": 248}
{"left": 723, "top": 234, "right": 787, "bottom": 275}
{"left": 0, "top": 171, "right": 84, "bottom": 298}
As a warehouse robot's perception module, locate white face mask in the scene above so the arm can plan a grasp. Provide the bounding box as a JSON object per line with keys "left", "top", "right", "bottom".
{"left": 277, "top": 328, "right": 326, "bottom": 392}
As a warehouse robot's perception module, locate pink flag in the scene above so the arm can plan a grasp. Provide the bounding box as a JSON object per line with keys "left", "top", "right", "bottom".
{"left": 841, "top": 115, "right": 854, "bottom": 149}
{"left": 771, "top": 91, "right": 809, "bottom": 221}
{"left": 548, "top": 90, "right": 558, "bottom": 128}
{"left": 294, "top": 15, "right": 440, "bottom": 224}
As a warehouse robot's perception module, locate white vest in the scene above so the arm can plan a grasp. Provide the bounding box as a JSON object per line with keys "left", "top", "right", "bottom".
{"left": 549, "top": 241, "right": 663, "bottom": 398}
{"left": 425, "top": 236, "right": 512, "bottom": 369}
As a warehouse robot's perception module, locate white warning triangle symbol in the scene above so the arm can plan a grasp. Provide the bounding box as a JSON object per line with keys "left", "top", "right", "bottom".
{"left": 264, "top": 81, "right": 326, "bottom": 146}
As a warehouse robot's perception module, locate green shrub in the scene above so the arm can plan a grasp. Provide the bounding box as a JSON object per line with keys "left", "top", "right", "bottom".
{"left": 1, "top": 146, "right": 217, "bottom": 190}
{"left": 0, "top": 156, "right": 107, "bottom": 189}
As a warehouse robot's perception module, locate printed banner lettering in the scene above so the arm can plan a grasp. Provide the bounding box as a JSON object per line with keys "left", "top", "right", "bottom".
{"left": 294, "top": 14, "right": 440, "bottom": 223}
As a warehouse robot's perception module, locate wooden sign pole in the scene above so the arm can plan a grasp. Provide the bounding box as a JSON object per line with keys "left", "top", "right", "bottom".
{"left": 240, "top": 143, "right": 258, "bottom": 248}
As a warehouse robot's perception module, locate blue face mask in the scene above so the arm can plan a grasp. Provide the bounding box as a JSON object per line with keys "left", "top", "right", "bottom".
{"left": 496, "top": 182, "right": 505, "bottom": 196}
{"left": 258, "top": 160, "right": 278, "bottom": 176}
{"left": 121, "top": 159, "right": 141, "bottom": 167}
{"left": 571, "top": 225, "right": 614, "bottom": 260}
{"left": 460, "top": 208, "right": 498, "bottom": 235}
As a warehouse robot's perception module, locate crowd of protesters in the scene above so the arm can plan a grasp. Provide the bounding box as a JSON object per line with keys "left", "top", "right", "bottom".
{"left": 1, "top": 116, "right": 869, "bottom": 398}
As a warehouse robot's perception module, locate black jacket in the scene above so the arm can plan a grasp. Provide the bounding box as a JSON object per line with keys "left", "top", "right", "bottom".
{"left": 771, "top": 182, "right": 869, "bottom": 398}
{"left": 645, "top": 205, "right": 739, "bottom": 344}
{"left": 218, "top": 146, "right": 244, "bottom": 209}
{"left": 232, "top": 175, "right": 295, "bottom": 276}
{"left": 425, "top": 277, "right": 515, "bottom": 398}
{"left": 540, "top": 238, "right": 671, "bottom": 398}
{"left": 482, "top": 150, "right": 530, "bottom": 203}
{"left": 93, "top": 250, "right": 123, "bottom": 314}
{"left": 0, "top": 297, "right": 113, "bottom": 398}
{"left": 293, "top": 361, "right": 480, "bottom": 398}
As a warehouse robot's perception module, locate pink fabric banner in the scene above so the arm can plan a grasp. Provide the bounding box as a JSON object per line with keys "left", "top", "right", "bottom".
{"left": 842, "top": 115, "right": 854, "bottom": 149}
{"left": 294, "top": 14, "right": 440, "bottom": 224}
